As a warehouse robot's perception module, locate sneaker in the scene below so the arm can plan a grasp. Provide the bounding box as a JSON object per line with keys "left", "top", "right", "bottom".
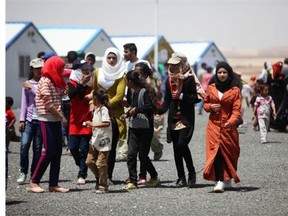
{"left": 154, "top": 151, "right": 163, "bottom": 161}
{"left": 213, "top": 181, "right": 224, "bottom": 193}
{"left": 137, "top": 178, "right": 147, "bottom": 185}
{"left": 187, "top": 173, "right": 196, "bottom": 188}
{"left": 176, "top": 177, "right": 187, "bottom": 187}
{"left": 17, "top": 172, "right": 27, "bottom": 185}
{"left": 95, "top": 189, "right": 108, "bottom": 194}
{"left": 223, "top": 179, "right": 232, "bottom": 189}
{"left": 146, "top": 177, "right": 160, "bottom": 187}
{"left": 123, "top": 183, "right": 137, "bottom": 190}
{"left": 77, "top": 177, "right": 86, "bottom": 185}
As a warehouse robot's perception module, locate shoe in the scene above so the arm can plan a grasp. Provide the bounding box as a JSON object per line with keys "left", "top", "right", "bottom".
{"left": 95, "top": 178, "right": 99, "bottom": 190}
{"left": 49, "top": 186, "right": 69, "bottom": 193}
{"left": 223, "top": 179, "right": 232, "bottom": 189}
{"left": 27, "top": 186, "right": 45, "bottom": 193}
{"left": 116, "top": 155, "right": 127, "bottom": 162}
{"left": 125, "top": 177, "right": 131, "bottom": 184}
{"left": 95, "top": 189, "right": 108, "bottom": 194}
{"left": 123, "top": 183, "right": 137, "bottom": 190}
{"left": 154, "top": 151, "right": 163, "bottom": 161}
{"left": 77, "top": 177, "right": 86, "bottom": 185}
{"left": 137, "top": 178, "right": 147, "bottom": 185}
{"left": 261, "top": 141, "right": 267, "bottom": 144}
{"left": 17, "top": 172, "right": 27, "bottom": 185}
{"left": 146, "top": 177, "right": 160, "bottom": 187}
{"left": 187, "top": 173, "right": 196, "bottom": 188}
{"left": 176, "top": 177, "right": 187, "bottom": 187}
{"left": 213, "top": 181, "right": 224, "bottom": 193}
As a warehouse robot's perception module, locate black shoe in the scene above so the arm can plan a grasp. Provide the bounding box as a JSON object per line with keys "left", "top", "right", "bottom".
{"left": 188, "top": 173, "right": 196, "bottom": 188}
{"left": 176, "top": 177, "right": 187, "bottom": 187}
{"left": 154, "top": 151, "right": 163, "bottom": 161}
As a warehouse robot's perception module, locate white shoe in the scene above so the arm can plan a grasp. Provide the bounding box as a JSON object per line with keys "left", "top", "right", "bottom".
{"left": 213, "top": 181, "right": 224, "bottom": 193}
{"left": 77, "top": 177, "right": 86, "bottom": 185}
{"left": 223, "top": 179, "right": 232, "bottom": 189}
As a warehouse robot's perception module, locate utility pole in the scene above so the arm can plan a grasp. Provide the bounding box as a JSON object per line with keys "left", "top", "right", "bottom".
{"left": 154, "top": 0, "right": 159, "bottom": 73}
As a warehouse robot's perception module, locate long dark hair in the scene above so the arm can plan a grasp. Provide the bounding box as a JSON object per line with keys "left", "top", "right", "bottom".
{"left": 93, "top": 88, "right": 113, "bottom": 118}
{"left": 135, "top": 62, "right": 153, "bottom": 79}
{"left": 126, "top": 70, "right": 146, "bottom": 88}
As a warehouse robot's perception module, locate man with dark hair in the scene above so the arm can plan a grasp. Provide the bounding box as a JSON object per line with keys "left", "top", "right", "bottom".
{"left": 282, "top": 57, "right": 288, "bottom": 78}
{"left": 123, "top": 43, "right": 151, "bottom": 72}
{"left": 66, "top": 51, "right": 78, "bottom": 68}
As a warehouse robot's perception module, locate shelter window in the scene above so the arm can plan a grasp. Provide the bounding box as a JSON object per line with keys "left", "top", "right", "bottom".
{"left": 19, "top": 55, "right": 31, "bottom": 78}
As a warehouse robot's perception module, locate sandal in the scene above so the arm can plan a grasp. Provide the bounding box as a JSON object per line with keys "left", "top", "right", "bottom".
{"left": 49, "top": 186, "right": 69, "bottom": 193}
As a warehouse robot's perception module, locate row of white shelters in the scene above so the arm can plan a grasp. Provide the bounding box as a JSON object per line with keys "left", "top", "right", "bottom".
{"left": 6, "top": 21, "right": 55, "bottom": 108}
{"left": 38, "top": 26, "right": 115, "bottom": 68}
{"left": 170, "top": 41, "right": 226, "bottom": 73}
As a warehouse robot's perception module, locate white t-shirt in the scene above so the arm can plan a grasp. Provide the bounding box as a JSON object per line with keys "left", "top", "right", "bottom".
{"left": 126, "top": 59, "right": 151, "bottom": 73}
{"left": 91, "top": 106, "right": 112, "bottom": 151}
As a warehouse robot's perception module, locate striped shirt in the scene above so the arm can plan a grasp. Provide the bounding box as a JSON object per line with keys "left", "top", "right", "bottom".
{"left": 36, "top": 77, "right": 62, "bottom": 122}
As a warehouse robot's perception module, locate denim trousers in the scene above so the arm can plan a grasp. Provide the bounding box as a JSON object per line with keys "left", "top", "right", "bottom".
{"left": 69, "top": 135, "right": 90, "bottom": 179}
{"left": 20, "top": 120, "right": 42, "bottom": 176}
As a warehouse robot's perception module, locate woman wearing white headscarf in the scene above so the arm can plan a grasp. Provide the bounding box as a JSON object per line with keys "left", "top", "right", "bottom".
{"left": 88, "top": 47, "right": 127, "bottom": 184}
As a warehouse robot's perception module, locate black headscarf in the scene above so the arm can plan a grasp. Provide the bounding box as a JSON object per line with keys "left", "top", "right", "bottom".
{"left": 212, "top": 62, "right": 240, "bottom": 93}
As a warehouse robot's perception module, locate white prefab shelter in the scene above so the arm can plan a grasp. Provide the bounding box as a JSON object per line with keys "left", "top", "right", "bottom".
{"left": 170, "top": 41, "right": 226, "bottom": 73}
{"left": 38, "top": 26, "right": 115, "bottom": 68}
{"left": 6, "top": 21, "right": 55, "bottom": 108}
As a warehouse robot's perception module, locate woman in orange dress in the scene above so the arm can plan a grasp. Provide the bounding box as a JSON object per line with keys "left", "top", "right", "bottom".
{"left": 203, "top": 62, "right": 242, "bottom": 193}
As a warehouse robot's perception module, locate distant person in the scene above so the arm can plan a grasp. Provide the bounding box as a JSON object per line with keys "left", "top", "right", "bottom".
{"left": 254, "top": 84, "right": 276, "bottom": 144}
{"left": 17, "top": 58, "right": 44, "bottom": 185}
{"left": 203, "top": 62, "right": 241, "bottom": 193}
{"left": 198, "top": 66, "right": 213, "bottom": 115}
{"left": 85, "top": 88, "right": 113, "bottom": 193}
{"left": 6, "top": 96, "right": 20, "bottom": 153}
{"left": 259, "top": 61, "right": 272, "bottom": 84}
{"left": 282, "top": 57, "right": 288, "bottom": 78}
{"left": 197, "top": 62, "right": 207, "bottom": 83}
{"left": 212, "top": 60, "right": 220, "bottom": 75}
{"left": 29, "top": 56, "right": 69, "bottom": 193}
{"left": 43, "top": 51, "right": 56, "bottom": 62}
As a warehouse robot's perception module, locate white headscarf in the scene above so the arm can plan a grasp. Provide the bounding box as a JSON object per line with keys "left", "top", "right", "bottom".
{"left": 69, "top": 69, "right": 93, "bottom": 87}
{"left": 98, "top": 47, "right": 126, "bottom": 89}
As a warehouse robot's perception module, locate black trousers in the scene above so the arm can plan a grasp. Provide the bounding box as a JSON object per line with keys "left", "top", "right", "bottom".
{"left": 214, "top": 149, "right": 224, "bottom": 181}
{"left": 170, "top": 127, "right": 196, "bottom": 179}
{"left": 107, "top": 119, "right": 119, "bottom": 180}
{"left": 127, "top": 128, "right": 157, "bottom": 184}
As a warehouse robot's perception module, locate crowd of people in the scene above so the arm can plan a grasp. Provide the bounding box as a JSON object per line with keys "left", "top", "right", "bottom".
{"left": 5, "top": 43, "right": 288, "bottom": 194}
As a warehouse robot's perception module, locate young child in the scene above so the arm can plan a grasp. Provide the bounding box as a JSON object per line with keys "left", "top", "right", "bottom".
{"left": 254, "top": 84, "right": 276, "bottom": 144}
{"left": 85, "top": 88, "right": 112, "bottom": 193}
{"left": 121, "top": 70, "right": 160, "bottom": 190}
{"left": 6, "top": 96, "right": 20, "bottom": 153}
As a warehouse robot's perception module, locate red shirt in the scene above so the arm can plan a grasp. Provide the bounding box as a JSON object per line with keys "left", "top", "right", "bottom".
{"left": 6, "top": 108, "right": 15, "bottom": 125}
{"left": 68, "top": 80, "right": 92, "bottom": 135}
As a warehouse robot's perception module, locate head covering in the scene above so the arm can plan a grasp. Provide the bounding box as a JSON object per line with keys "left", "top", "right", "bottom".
{"left": 30, "top": 58, "right": 44, "bottom": 68}
{"left": 43, "top": 51, "right": 56, "bottom": 60}
{"left": 272, "top": 61, "right": 283, "bottom": 79}
{"left": 98, "top": 47, "right": 126, "bottom": 89}
{"left": 69, "top": 69, "right": 93, "bottom": 87}
{"left": 41, "top": 56, "right": 66, "bottom": 89}
{"left": 214, "top": 62, "right": 238, "bottom": 93}
{"left": 167, "top": 52, "right": 187, "bottom": 65}
{"left": 85, "top": 52, "right": 96, "bottom": 60}
{"left": 73, "top": 58, "right": 91, "bottom": 71}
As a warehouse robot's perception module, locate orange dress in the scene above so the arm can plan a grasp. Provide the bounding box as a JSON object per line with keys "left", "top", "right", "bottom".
{"left": 203, "top": 84, "right": 242, "bottom": 183}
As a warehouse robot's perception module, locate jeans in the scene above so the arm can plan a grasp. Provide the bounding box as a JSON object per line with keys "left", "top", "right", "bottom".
{"left": 69, "top": 135, "right": 90, "bottom": 179}
{"left": 170, "top": 127, "right": 196, "bottom": 179}
{"left": 31, "top": 121, "right": 63, "bottom": 187}
{"left": 62, "top": 100, "right": 70, "bottom": 146}
{"left": 127, "top": 128, "right": 157, "bottom": 185}
{"left": 108, "top": 119, "right": 119, "bottom": 180}
{"left": 20, "top": 120, "right": 42, "bottom": 176}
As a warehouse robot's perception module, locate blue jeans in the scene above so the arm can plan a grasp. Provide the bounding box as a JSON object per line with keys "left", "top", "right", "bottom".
{"left": 69, "top": 135, "right": 90, "bottom": 179}
{"left": 20, "top": 120, "right": 42, "bottom": 176}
